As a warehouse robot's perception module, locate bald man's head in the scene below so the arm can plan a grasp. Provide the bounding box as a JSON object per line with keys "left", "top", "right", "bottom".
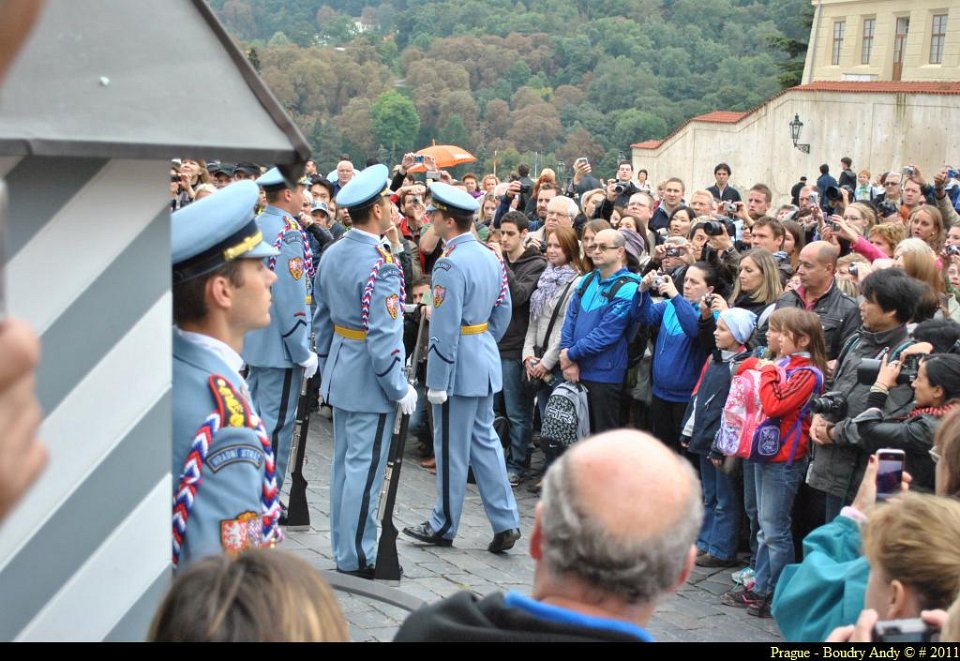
{"left": 537, "top": 430, "right": 702, "bottom": 605}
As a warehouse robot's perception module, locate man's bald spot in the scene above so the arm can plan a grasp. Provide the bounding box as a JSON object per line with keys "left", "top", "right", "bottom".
{"left": 595, "top": 228, "right": 625, "bottom": 248}
{"left": 804, "top": 240, "right": 839, "bottom": 267}
{"left": 564, "top": 430, "right": 697, "bottom": 541}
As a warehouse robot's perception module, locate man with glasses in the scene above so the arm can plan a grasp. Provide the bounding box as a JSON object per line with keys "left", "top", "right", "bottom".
{"left": 559, "top": 229, "right": 640, "bottom": 433}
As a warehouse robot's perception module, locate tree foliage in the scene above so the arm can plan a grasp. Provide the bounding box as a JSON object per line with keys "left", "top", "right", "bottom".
{"left": 207, "top": 0, "right": 810, "bottom": 173}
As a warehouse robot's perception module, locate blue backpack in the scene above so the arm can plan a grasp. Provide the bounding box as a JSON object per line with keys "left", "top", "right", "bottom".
{"left": 749, "top": 363, "right": 823, "bottom": 465}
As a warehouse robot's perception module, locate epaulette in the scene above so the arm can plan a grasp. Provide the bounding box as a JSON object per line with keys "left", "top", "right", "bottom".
{"left": 208, "top": 375, "right": 253, "bottom": 429}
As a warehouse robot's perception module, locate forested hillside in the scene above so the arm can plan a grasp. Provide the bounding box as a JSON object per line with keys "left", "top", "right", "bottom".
{"left": 208, "top": 0, "right": 811, "bottom": 175}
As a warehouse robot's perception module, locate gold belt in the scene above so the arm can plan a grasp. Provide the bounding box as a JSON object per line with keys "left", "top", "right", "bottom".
{"left": 334, "top": 325, "right": 367, "bottom": 340}
{"left": 461, "top": 323, "right": 489, "bottom": 335}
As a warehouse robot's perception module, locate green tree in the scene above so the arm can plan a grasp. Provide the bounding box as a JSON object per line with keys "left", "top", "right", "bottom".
{"left": 370, "top": 90, "right": 421, "bottom": 155}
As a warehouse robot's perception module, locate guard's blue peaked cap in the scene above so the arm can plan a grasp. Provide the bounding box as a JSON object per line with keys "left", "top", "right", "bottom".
{"left": 255, "top": 166, "right": 293, "bottom": 189}
{"left": 426, "top": 182, "right": 480, "bottom": 214}
{"left": 172, "top": 180, "right": 279, "bottom": 284}
{"left": 335, "top": 164, "right": 390, "bottom": 210}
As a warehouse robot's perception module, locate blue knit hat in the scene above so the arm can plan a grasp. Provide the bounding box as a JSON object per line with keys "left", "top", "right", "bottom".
{"left": 719, "top": 307, "right": 758, "bottom": 346}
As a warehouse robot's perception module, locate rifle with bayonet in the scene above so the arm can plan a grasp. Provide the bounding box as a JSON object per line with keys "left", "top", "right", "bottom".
{"left": 285, "top": 371, "right": 316, "bottom": 531}
{"left": 374, "top": 309, "right": 427, "bottom": 582}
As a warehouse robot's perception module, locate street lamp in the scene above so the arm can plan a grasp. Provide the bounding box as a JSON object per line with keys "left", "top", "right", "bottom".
{"left": 789, "top": 114, "right": 810, "bottom": 154}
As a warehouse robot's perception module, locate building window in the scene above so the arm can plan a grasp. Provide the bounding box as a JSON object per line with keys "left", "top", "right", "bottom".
{"left": 931, "top": 14, "right": 948, "bottom": 64}
{"left": 832, "top": 20, "right": 845, "bottom": 65}
{"left": 862, "top": 18, "right": 875, "bottom": 64}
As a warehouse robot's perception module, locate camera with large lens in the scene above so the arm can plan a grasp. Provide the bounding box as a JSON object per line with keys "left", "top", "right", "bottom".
{"left": 877, "top": 200, "right": 899, "bottom": 217}
{"left": 702, "top": 220, "right": 725, "bottom": 236}
{"left": 947, "top": 244, "right": 960, "bottom": 256}
{"left": 857, "top": 353, "right": 923, "bottom": 386}
{"left": 614, "top": 181, "right": 632, "bottom": 195}
{"left": 811, "top": 391, "right": 848, "bottom": 418}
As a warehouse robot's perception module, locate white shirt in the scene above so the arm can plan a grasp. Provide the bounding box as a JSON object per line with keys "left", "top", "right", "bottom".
{"left": 174, "top": 327, "right": 244, "bottom": 375}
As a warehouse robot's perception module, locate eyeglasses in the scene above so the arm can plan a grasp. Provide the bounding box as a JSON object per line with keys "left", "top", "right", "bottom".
{"left": 885, "top": 182, "right": 900, "bottom": 187}
{"left": 592, "top": 244, "right": 620, "bottom": 253}
{"left": 930, "top": 446, "right": 942, "bottom": 464}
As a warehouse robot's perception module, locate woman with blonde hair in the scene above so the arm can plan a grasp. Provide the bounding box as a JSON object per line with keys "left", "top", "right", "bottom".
{"left": 149, "top": 549, "right": 349, "bottom": 642}
{"left": 895, "top": 238, "right": 959, "bottom": 322}
{"left": 909, "top": 204, "right": 946, "bottom": 252}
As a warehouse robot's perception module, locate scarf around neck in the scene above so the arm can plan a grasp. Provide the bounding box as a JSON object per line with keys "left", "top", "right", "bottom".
{"left": 530, "top": 263, "right": 577, "bottom": 319}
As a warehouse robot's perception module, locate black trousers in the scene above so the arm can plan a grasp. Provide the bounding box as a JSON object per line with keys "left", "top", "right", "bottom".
{"left": 581, "top": 380, "right": 623, "bottom": 435}
{"left": 649, "top": 394, "right": 689, "bottom": 452}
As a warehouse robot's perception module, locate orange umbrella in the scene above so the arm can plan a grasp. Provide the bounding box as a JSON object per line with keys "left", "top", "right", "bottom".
{"left": 406, "top": 144, "right": 477, "bottom": 172}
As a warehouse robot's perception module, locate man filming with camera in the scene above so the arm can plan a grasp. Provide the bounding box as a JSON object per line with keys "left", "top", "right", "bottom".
{"left": 807, "top": 269, "right": 923, "bottom": 521}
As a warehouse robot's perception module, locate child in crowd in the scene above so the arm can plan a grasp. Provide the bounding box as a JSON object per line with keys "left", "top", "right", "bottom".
{"left": 680, "top": 307, "right": 757, "bottom": 568}
{"left": 722, "top": 308, "right": 825, "bottom": 618}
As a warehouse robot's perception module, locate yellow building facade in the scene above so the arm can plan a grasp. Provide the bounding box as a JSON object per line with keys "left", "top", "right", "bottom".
{"left": 803, "top": 0, "right": 960, "bottom": 82}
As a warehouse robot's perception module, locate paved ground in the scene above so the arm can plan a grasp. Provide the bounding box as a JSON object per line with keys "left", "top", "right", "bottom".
{"left": 281, "top": 413, "right": 783, "bottom": 642}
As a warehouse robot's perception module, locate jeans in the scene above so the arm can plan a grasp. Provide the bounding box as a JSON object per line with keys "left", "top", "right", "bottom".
{"left": 743, "top": 460, "right": 759, "bottom": 564}
{"left": 500, "top": 358, "right": 533, "bottom": 476}
{"left": 753, "top": 459, "right": 806, "bottom": 596}
{"left": 824, "top": 493, "right": 846, "bottom": 523}
{"left": 697, "top": 455, "right": 741, "bottom": 561}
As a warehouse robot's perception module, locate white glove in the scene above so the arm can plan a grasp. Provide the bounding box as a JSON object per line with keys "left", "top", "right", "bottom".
{"left": 427, "top": 388, "right": 448, "bottom": 405}
{"left": 398, "top": 384, "right": 418, "bottom": 416}
{"left": 299, "top": 351, "right": 318, "bottom": 379}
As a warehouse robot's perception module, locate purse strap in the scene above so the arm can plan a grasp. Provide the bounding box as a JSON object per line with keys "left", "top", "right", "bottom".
{"left": 542, "top": 279, "right": 576, "bottom": 349}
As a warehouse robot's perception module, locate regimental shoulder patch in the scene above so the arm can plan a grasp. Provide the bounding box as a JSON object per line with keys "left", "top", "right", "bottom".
{"left": 385, "top": 294, "right": 400, "bottom": 320}
{"left": 288, "top": 257, "right": 305, "bottom": 280}
{"left": 220, "top": 511, "right": 262, "bottom": 554}
{"left": 376, "top": 245, "right": 394, "bottom": 264}
{"left": 208, "top": 375, "right": 253, "bottom": 429}
{"left": 433, "top": 285, "right": 446, "bottom": 308}
{"left": 206, "top": 444, "right": 265, "bottom": 473}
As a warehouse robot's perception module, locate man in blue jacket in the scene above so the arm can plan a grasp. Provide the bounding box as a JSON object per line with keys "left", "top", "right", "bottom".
{"left": 559, "top": 229, "right": 639, "bottom": 433}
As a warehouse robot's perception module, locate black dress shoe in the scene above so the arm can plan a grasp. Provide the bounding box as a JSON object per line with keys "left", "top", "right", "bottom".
{"left": 402, "top": 521, "right": 453, "bottom": 547}
{"left": 488, "top": 528, "right": 521, "bottom": 554}
{"left": 336, "top": 565, "right": 376, "bottom": 580}
{"left": 336, "top": 565, "right": 404, "bottom": 580}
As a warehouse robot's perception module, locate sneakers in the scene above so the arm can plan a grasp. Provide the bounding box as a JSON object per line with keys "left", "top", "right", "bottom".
{"left": 507, "top": 472, "right": 522, "bottom": 487}
{"left": 720, "top": 586, "right": 764, "bottom": 609}
{"left": 731, "top": 566, "right": 755, "bottom": 586}
{"left": 695, "top": 553, "right": 739, "bottom": 568}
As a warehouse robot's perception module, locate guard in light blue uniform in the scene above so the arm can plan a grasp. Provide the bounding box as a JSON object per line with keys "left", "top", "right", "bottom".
{"left": 312, "top": 164, "right": 418, "bottom": 577}
{"left": 402, "top": 183, "right": 522, "bottom": 554}
{"left": 171, "top": 180, "right": 284, "bottom": 570}
{"left": 242, "top": 168, "right": 318, "bottom": 494}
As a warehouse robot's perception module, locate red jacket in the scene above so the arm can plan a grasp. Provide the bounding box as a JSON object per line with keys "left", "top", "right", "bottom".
{"left": 740, "top": 354, "right": 822, "bottom": 463}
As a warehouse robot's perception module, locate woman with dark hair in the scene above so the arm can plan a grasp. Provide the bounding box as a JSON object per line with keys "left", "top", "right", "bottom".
{"left": 635, "top": 261, "right": 718, "bottom": 451}
{"left": 854, "top": 352, "right": 960, "bottom": 492}
{"left": 668, "top": 205, "right": 695, "bottom": 237}
{"left": 782, "top": 220, "right": 806, "bottom": 273}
